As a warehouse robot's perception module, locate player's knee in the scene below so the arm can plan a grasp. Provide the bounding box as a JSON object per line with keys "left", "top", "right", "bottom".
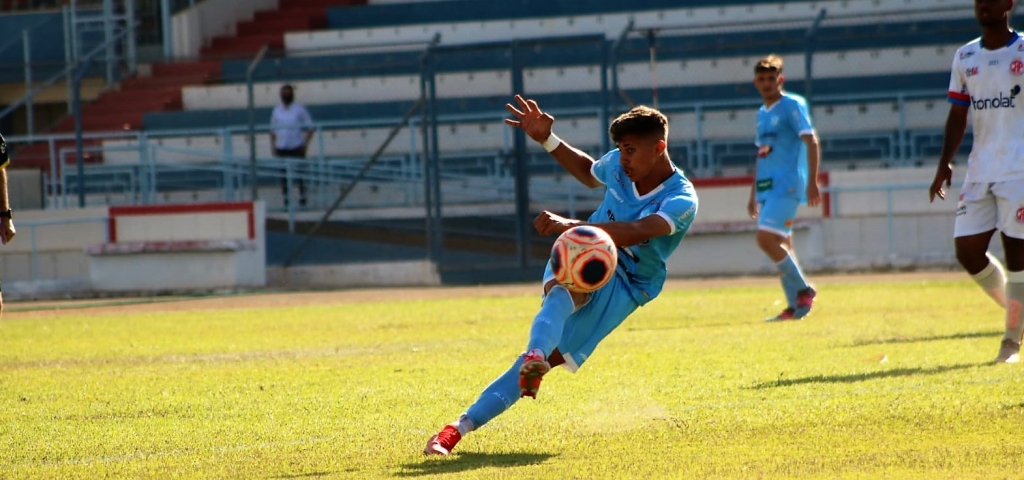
{"left": 543, "top": 280, "right": 589, "bottom": 308}
{"left": 955, "top": 244, "right": 989, "bottom": 274}
{"left": 755, "top": 230, "right": 779, "bottom": 252}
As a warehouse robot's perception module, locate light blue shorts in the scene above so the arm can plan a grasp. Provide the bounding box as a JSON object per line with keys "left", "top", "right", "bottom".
{"left": 758, "top": 196, "right": 801, "bottom": 237}
{"left": 542, "top": 262, "right": 639, "bottom": 373}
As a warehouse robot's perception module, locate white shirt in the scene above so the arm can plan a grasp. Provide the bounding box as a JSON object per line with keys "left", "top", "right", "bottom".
{"left": 947, "top": 32, "right": 1024, "bottom": 183}
{"left": 270, "top": 103, "right": 313, "bottom": 150}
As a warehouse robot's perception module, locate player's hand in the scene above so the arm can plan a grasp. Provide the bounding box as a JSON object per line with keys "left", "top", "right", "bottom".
{"left": 747, "top": 197, "right": 759, "bottom": 219}
{"left": 806, "top": 182, "right": 821, "bottom": 208}
{"left": 534, "top": 210, "right": 579, "bottom": 236}
{"left": 1, "top": 219, "right": 15, "bottom": 245}
{"left": 505, "top": 95, "right": 554, "bottom": 144}
{"left": 929, "top": 162, "right": 953, "bottom": 202}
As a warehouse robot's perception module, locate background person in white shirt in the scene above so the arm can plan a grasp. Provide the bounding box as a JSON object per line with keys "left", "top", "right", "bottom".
{"left": 270, "top": 84, "right": 314, "bottom": 208}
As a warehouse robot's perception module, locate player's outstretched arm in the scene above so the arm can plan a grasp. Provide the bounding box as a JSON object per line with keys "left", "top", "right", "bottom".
{"left": 801, "top": 133, "right": 821, "bottom": 207}
{"left": 534, "top": 210, "right": 672, "bottom": 247}
{"left": 929, "top": 104, "right": 969, "bottom": 202}
{"left": 505, "top": 95, "right": 602, "bottom": 188}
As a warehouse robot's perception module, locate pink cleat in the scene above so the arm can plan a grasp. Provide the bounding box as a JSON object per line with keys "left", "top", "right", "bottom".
{"left": 423, "top": 424, "right": 462, "bottom": 456}
{"left": 793, "top": 287, "right": 817, "bottom": 319}
{"left": 765, "top": 307, "right": 797, "bottom": 322}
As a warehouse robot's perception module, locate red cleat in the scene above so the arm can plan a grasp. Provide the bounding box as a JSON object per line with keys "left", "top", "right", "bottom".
{"left": 765, "top": 307, "right": 797, "bottom": 322}
{"left": 423, "top": 424, "right": 462, "bottom": 456}
{"left": 518, "top": 349, "right": 550, "bottom": 399}
{"left": 794, "top": 287, "right": 817, "bottom": 319}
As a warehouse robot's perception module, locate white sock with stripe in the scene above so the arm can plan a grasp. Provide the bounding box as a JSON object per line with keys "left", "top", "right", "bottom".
{"left": 970, "top": 253, "right": 1007, "bottom": 308}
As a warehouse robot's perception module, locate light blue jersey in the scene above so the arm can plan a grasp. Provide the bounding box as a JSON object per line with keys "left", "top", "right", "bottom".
{"left": 755, "top": 92, "right": 814, "bottom": 203}
{"left": 588, "top": 149, "right": 698, "bottom": 306}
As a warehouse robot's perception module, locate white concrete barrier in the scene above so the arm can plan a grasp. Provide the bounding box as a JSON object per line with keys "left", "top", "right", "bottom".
{"left": 267, "top": 260, "right": 441, "bottom": 288}
{"left": 86, "top": 201, "right": 267, "bottom": 293}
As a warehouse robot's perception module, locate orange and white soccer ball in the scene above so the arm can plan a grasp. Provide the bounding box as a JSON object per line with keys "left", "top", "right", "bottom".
{"left": 550, "top": 225, "right": 618, "bottom": 293}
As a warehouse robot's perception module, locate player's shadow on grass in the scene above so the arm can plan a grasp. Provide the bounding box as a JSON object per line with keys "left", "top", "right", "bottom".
{"left": 749, "top": 362, "right": 988, "bottom": 389}
{"left": 397, "top": 452, "right": 556, "bottom": 477}
{"left": 847, "top": 330, "right": 1001, "bottom": 347}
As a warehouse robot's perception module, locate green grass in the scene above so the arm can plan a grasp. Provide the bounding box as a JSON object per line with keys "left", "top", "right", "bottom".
{"left": 1, "top": 276, "right": 1023, "bottom": 479}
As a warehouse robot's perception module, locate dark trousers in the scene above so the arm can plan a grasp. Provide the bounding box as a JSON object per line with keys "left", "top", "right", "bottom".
{"left": 276, "top": 147, "right": 307, "bottom": 207}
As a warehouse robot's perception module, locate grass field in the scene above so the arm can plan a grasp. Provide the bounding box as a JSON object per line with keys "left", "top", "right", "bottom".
{"left": 1, "top": 273, "right": 1022, "bottom": 479}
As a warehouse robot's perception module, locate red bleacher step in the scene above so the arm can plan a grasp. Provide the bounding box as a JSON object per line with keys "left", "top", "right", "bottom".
{"left": 54, "top": 113, "right": 145, "bottom": 133}
{"left": 88, "top": 97, "right": 181, "bottom": 115}
{"left": 280, "top": 0, "right": 367, "bottom": 8}
{"left": 210, "top": 33, "right": 284, "bottom": 49}
{"left": 202, "top": 39, "right": 286, "bottom": 59}
{"left": 96, "top": 87, "right": 181, "bottom": 104}
{"left": 151, "top": 60, "right": 222, "bottom": 78}
{"left": 120, "top": 72, "right": 218, "bottom": 90}
{"left": 255, "top": 8, "right": 327, "bottom": 21}
{"left": 237, "top": 17, "right": 323, "bottom": 36}
{"left": 13, "top": 140, "right": 104, "bottom": 172}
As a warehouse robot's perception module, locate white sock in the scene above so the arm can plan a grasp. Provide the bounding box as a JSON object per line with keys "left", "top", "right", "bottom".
{"left": 971, "top": 253, "right": 1007, "bottom": 308}
{"left": 453, "top": 414, "right": 475, "bottom": 436}
{"left": 1005, "top": 271, "right": 1024, "bottom": 344}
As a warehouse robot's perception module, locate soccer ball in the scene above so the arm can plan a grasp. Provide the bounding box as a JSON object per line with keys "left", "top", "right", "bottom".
{"left": 550, "top": 225, "right": 618, "bottom": 293}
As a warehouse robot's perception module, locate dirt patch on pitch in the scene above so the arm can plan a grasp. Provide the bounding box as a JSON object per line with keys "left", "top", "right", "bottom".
{"left": 6, "top": 270, "right": 965, "bottom": 319}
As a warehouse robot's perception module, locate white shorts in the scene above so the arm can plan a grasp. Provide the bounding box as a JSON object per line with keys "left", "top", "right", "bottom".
{"left": 954, "top": 179, "right": 1024, "bottom": 239}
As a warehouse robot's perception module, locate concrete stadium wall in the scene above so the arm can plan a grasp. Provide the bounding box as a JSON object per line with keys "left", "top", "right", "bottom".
{"left": 0, "top": 207, "right": 109, "bottom": 285}
{"left": 2, "top": 202, "right": 267, "bottom": 299}
{"left": 8, "top": 169, "right": 44, "bottom": 210}
{"left": 89, "top": 202, "right": 267, "bottom": 292}
{"left": 267, "top": 260, "right": 441, "bottom": 289}
{"left": 0, "top": 166, "right": 977, "bottom": 297}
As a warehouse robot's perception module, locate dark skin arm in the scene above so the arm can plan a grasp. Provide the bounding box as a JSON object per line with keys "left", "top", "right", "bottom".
{"left": 534, "top": 210, "right": 672, "bottom": 248}
{"left": 535, "top": 209, "right": 673, "bottom": 359}
{"left": 929, "top": 104, "right": 969, "bottom": 202}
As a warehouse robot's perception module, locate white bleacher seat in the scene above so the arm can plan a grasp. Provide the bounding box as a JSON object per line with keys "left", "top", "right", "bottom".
{"left": 285, "top": 0, "right": 969, "bottom": 54}
{"left": 181, "top": 44, "right": 959, "bottom": 111}
{"left": 116, "top": 97, "right": 950, "bottom": 164}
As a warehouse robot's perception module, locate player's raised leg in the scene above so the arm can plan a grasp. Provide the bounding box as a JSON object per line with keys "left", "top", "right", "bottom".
{"left": 521, "top": 283, "right": 579, "bottom": 398}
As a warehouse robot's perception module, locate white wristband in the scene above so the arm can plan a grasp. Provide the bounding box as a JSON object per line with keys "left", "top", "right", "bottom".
{"left": 541, "top": 133, "right": 562, "bottom": 153}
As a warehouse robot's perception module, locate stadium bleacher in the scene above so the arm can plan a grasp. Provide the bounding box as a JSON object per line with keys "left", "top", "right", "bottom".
{"left": 3, "top": 0, "right": 1007, "bottom": 208}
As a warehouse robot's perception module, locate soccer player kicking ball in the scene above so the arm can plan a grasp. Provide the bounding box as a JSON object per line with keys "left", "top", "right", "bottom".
{"left": 423, "top": 95, "right": 698, "bottom": 455}
{"left": 929, "top": 0, "right": 1024, "bottom": 363}
{"left": 749, "top": 55, "right": 821, "bottom": 322}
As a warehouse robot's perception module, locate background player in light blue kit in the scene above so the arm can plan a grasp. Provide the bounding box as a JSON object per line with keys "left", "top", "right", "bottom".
{"left": 748, "top": 55, "right": 822, "bottom": 321}
{"left": 424, "top": 95, "right": 698, "bottom": 455}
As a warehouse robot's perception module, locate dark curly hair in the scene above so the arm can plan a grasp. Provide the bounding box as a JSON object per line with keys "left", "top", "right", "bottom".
{"left": 608, "top": 106, "right": 668, "bottom": 143}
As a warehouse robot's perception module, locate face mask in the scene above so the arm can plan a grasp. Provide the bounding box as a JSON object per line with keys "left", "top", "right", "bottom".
{"left": 281, "top": 94, "right": 294, "bottom": 105}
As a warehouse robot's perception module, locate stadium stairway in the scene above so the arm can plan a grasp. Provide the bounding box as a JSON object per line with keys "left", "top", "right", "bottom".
{"left": 13, "top": 61, "right": 221, "bottom": 172}
{"left": 201, "top": 0, "right": 368, "bottom": 59}
{"left": 11, "top": 0, "right": 368, "bottom": 172}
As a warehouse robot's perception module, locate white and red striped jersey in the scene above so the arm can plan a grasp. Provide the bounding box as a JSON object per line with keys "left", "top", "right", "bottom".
{"left": 948, "top": 32, "right": 1024, "bottom": 183}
